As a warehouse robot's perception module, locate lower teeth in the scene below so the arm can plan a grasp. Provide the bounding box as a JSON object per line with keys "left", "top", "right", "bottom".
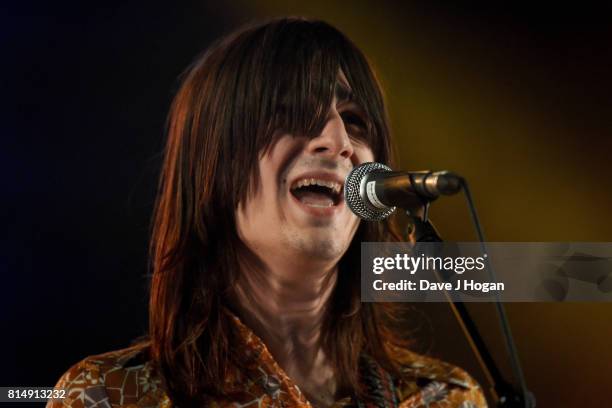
{"left": 305, "top": 203, "right": 333, "bottom": 208}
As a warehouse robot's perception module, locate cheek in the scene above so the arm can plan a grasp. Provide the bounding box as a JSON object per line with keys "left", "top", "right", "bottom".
{"left": 234, "top": 183, "right": 274, "bottom": 241}
{"left": 343, "top": 206, "right": 361, "bottom": 234}
{"left": 353, "top": 144, "right": 375, "bottom": 165}
{"left": 234, "top": 205, "right": 251, "bottom": 243}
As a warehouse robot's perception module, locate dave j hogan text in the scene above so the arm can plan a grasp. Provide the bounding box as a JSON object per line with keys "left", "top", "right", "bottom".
{"left": 372, "top": 279, "right": 505, "bottom": 293}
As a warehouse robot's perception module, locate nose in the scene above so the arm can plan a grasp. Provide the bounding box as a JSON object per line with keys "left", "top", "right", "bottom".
{"left": 306, "top": 107, "right": 354, "bottom": 160}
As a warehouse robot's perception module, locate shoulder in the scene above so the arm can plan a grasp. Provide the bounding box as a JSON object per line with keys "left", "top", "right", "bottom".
{"left": 388, "top": 344, "right": 488, "bottom": 408}
{"left": 46, "top": 344, "right": 171, "bottom": 408}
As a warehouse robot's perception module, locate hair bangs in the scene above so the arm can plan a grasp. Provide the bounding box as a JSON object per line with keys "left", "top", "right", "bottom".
{"left": 247, "top": 19, "right": 391, "bottom": 166}
{"left": 256, "top": 20, "right": 339, "bottom": 152}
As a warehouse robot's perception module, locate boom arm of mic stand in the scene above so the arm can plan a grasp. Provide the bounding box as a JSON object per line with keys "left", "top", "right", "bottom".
{"left": 408, "top": 213, "right": 533, "bottom": 408}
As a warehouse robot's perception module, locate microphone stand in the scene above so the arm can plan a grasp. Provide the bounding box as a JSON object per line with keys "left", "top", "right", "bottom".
{"left": 408, "top": 200, "right": 535, "bottom": 408}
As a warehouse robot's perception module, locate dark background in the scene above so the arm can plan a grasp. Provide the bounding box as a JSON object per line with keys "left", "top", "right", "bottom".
{"left": 2, "top": 1, "right": 611, "bottom": 406}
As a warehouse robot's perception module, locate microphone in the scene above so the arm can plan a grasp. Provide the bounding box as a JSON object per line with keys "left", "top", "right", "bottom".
{"left": 344, "top": 162, "right": 463, "bottom": 221}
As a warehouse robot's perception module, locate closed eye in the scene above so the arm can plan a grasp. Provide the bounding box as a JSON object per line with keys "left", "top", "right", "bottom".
{"left": 340, "top": 111, "right": 368, "bottom": 137}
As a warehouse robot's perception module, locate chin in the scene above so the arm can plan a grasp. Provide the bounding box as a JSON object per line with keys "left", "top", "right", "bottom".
{"left": 294, "top": 236, "right": 348, "bottom": 262}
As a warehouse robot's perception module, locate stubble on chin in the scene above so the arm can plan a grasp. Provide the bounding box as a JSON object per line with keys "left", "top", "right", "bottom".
{"left": 283, "top": 227, "right": 351, "bottom": 263}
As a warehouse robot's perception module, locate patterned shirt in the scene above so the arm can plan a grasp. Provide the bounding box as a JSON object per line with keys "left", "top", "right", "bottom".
{"left": 47, "top": 312, "right": 487, "bottom": 408}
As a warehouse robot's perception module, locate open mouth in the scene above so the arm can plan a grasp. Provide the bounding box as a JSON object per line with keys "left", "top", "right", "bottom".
{"left": 290, "top": 178, "right": 342, "bottom": 208}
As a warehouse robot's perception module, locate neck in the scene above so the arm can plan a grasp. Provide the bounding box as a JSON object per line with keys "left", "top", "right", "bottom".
{"left": 230, "top": 252, "right": 340, "bottom": 406}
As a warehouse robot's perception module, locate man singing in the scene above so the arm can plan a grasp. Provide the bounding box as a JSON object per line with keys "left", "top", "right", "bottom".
{"left": 49, "top": 18, "right": 487, "bottom": 408}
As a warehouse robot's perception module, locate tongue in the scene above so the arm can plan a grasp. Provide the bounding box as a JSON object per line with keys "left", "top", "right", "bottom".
{"left": 295, "top": 191, "right": 334, "bottom": 207}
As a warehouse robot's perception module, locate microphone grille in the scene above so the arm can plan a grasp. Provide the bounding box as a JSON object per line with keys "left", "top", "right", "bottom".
{"left": 344, "top": 162, "right": 396, "bottom": 221}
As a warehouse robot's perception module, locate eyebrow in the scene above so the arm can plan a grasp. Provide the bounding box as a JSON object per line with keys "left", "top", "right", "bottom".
{"left": 334, "top": 81, "right": 354, "bottom": 104}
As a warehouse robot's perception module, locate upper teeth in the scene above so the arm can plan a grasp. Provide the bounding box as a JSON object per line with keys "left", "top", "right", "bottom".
{"left": 292, "top": 178, "right": 342, "bottom": 194}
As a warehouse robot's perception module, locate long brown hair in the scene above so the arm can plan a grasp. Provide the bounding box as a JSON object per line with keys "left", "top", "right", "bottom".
{"left": 148, "top": 17, "right": 407, "bottom": 406}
